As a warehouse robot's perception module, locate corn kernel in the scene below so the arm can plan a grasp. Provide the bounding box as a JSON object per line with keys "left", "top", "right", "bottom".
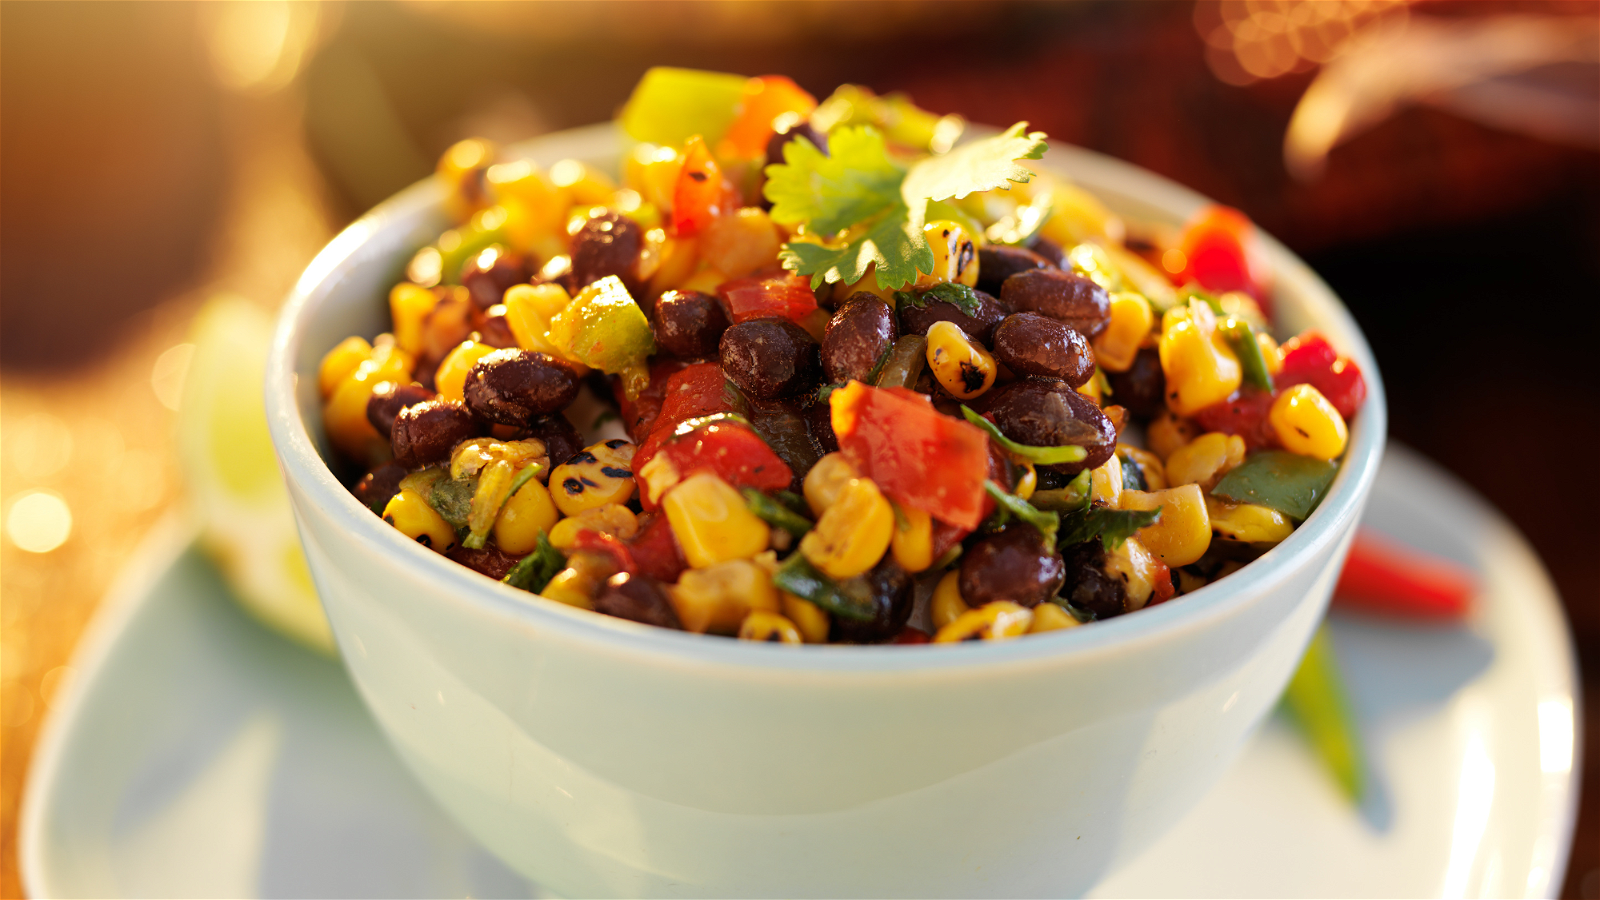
{"left": 1119, "top": 484, "right": 1211, "bottom": 567}
{"left": 664, "top": 472, "right": 770, "bottom": 568}
{"left": 624, "top": 143, "right": 683, "bottom": 212}
{"left": 700, "top": 207, "right": 781, "bottom": 278}
{"left": 382, "top": 489, "right": 457, "bottom": 553}
{"left": 1029, "top": 602, "right": 1080, "bottom": 633}
{"left": 435, "top": 340, "right": 497, "bottom": 403}
{"left": 933, "top": 601, "right": 1034, "bottom": 642}
{"left": 547, "top": 502, "right": 638, "bottom": 551}
{"left": 1014, "top": 462, "right": 1037, "bottom": 501}
{"left": 501, "top": 284, "right": 568, "bottom": 359}
{"left": 890, "top": 503, "right": 935, "bottom": 573}
{"left": 318, "top": 336, "right": 372, "bottom": 399}
{"left": 1038, "top": 181, "right": 1125, "bottom": 247}
{"left": 801, "top": 476, "right": 894, "bottom": 580}
{"left": 671, "top": 558, "right": 780, "bottom": 633}
{"left": 781, "top": 594, "right": 830, "bottom": 643}
{"left": 925, "top": 321, "right": 996, "bottom": 400}
{"left": 1104, "top": 535, "right": 1161, "bottom": 611}
{"left": 1147, "top": 410, "right": 1199, "bottom": 461}
{"left": 1090, "top": 453, "right": 1124, "bottom": 507}
{"left": 1117, "top": 445, "right": 1168, "bottom": 490}
{"left": 389, "top": 283, "right": 439, "bottom": 357}
{"left": 647, "top": 234, "right": 700, "bottom": 299}
{"left": 493, "top": 478, "right": 560, "bottom": 555}
{"left": 834, "top": 268, "right": 897, "bottom": 305}
{"left": 931, "top": 570, "right": 970, "bottom": 629}
{"left": 1256, "top": 331, "right": 1283, "bottom": 375}
{"left": 1164, "top": 432, "right": 1246, "bottom": 490}
{"left": 549, "top": 158, "right": 616, "bottom": 205}
{"left": 1158, "top": 302, "right": 1241, "bottom": 416}
{"left": 438, "top": 138, "right": 496, "bottom": 224}
{"left": 1076, "top": 369, "right": 1103, "bottom": 405}
{"left": 324, "top": 343, "right": 414, "bottom": 463}
{"left": 917, "top": 220, "right": 979, "bottom": 288}
{"left": 1205, "top": 495, "right": 1294, "bottom": 544}
{"left": 541, "top": 567, "right": 595, "bottom": 609}
{"left": 738, "top": 611, "right": 804, "bottom": 644}
{"left": 1093, "top": 292, "right": 1154, "bottom": 373}
{"left": 803, "top": 452, "right": 860, "bottom": 516}
{"left": 679, "top": 264, "right": 729, "bottom": 295}
{"left": 550, "top": 440, "right": 637, "bottom": 517}
{"left": 1270, "top": 384, "right": 1348, "bottom": 460}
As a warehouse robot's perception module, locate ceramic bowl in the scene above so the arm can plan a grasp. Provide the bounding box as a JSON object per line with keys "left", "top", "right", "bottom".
{"left": 265, "top": 122, "right": 1386, "bottom": 898}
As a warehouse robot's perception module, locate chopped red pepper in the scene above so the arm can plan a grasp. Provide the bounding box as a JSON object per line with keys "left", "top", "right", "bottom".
{"left": 892, "top": 626, "right": 931, "bottom": 644}
{"left": 572, "top": 530, "right": 636, "bottom": 576}
{"left": 1193, "top": 388, "right": 1278, "bottom": 450}
{"left": 643, "top": 418, "right": 792, "bottom": 511}
{"left": 1277, "top": 332, "right": 1368, "bottom": 421}
{"left": 1333, "top": 528, "right": 1474, "bottom": 619}
{"left": 718, "top": 273, "right": 819, "bottom": 324}
{"left": 830, "top": 381, "right": 990, "bottom": 530}
{"left": 1174, "top": 205, "right": 1272, "bottom": 312}
{"left": 670, "top": 135, "right": 733, "bottom": 238}
{"left": 1149, "top": 558, "right": 1176, "bottom": 606}
{"left": 717, "top": 75, "right": 817, "bottom": 159}
{"left": 617, "top": 358, "right": 688, "bottom": 442}
{"left": 633, "top": 363, "right": 739, "bottom": 489}
{"left": 627, "top": 512, "right": 688, "bottom": 584}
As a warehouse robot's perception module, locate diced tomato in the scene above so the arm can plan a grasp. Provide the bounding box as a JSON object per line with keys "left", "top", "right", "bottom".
{"left": 929, "top": 518, "right": 970, "bottom": 562}
{"left": 634, "top": 364, "right": 737, "bottom": 482}
{"left": 830, "top": 381, "right": 990, "bottom": 530}
{"left": 717, "top": 76, "right": 818, "bottom": 159}
{"left": 1174, "top": 205, "right": 1272, "bottom": 312}
{"left": 892, "top": 627, "right": 931, "bottom": 644}
{"left": 1332, "top": 528, "right": 1473, "bottom": 619}
{"left": 671, "top": 135, "right": 734, "bottom": 238}
{"left": 641, "top": 418, "right": 792, "bottom": 511}
{"left": 1193, "top": 388, "right": 1278, "bottom": 450}
{"left": 1148, "top": 559, "right": 1175, "bottom": 606}
{"left": 1277, "top": 332, "right": 1367, "bottom": 420}
{"left": 617, "top": 358, "right": 689, "bottom": 442}
{"left": 628, "top": 512, "right": 688, "bottom": 583}
{"left": 572, "top": 530, "right": 636, "bottom": 576}
{"left": 718, "top": 273, "right": 819, "bottom": 324}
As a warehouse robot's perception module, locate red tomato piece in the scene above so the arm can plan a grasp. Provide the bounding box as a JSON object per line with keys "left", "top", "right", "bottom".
{"left": 633, "top": 363, "right": 738, "bottom": 485}
{"left": 930, "top": 519, "right": 970, "bottom": 562}
{"left": 1148, "top": 559, "right": 1175, "bottom": 606}
{"left": 1332, "top": 528, "right": 1474, "bottom": 619}
{"left": 718, "top": 273, "right": 819, "bottom": 324}
{"left": 572, "top": 530, "right": 636, "bottom": 576}
{"left": 671, "top": 135, "right": 732, "bottom": 238}
{"left": 1193, "top": 389, "right": 1278, "bottom": 450}
{"left": 1277, "top": 331, "right": 1367, "bottom": 420}
{"left": 1175, "top": 205, "right": 1272, "bottom": 312}
{"left": 830, "top": 382, "right": 990, "bottom": 530}
{"left": 617, "top": 358, "right": 688, "bottom": 442}
{"left": 892, "top": 627, "right": 931, "bottom": 644}
{"left": 718, "top": 76, "right": 818, "bottom": 159}
{"left": 627, "top": 512, "right": 688, "bottom": 584}
{"left": 644, "top": 419, "right": 792, "bottom": 511}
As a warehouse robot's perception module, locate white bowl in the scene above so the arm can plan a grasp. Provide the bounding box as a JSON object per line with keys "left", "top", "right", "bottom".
{"left": 265, "top": 123, "right": 1386, "bottom": 898}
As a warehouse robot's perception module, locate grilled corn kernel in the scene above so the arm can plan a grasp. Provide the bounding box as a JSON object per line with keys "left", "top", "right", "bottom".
{"left": 1159, "top": 302, "right": 1242, "bottom": 416}
{"left": 1104, "top": 535, "right": 1161, "bottom": 611}
{"left": 738, "top": 611, "right": 804, "bottom": 644}
{"left": 800, "top": 476, "right": 894, "bottom": 580}
{"left": 1256, "top": 331, "right": 1283, "bottom": 375}
{"left": 1030, "top": 602, "right": 1081, "bottom": 633}
{"left": 438, "top": 138, "right": 496, "bottom": 224}
{"left": 389, "top": 283, "right": 439, "bottom": 357}
{"left": 917, "top": 220, "right": 980, "bottom": 288}
{"left": 781, "top": 594, "right": 830, "bottom": 643}
{"left": 548, "top": 503, "right": 639, "bottom": 550}
{"left": 663, "top": 472, "right": 770, "bottom": 568}
{"left": 435, "top": 340, "right": 497, "bottom": 403}
{"left": 1119, "top": 483, "right": 1211, "bottom": 567}
{"left": 1093, "top": 292, "right": 1154, "bottom": 373}
{"left": 1117, "top": 445, "right": 1168, "bottom": 490}
{"left": 925, "top": 321, "right": 996, "bottom": 400}
{"left": 382, "top": 489, "right": 458, "bottom": 553}
{"left": 700, "top": 207, "right": 782, "bottom": 278}
{"left": 319, "top": 336, "right": 373, "bottom": 399}
{"left": 890, "top": 503, "right": 935, "bottom": 573}
{"left": 1014, "top": 462, "right": 1037, "bottom": 501}
{"left": 1089, "top": 453, "right": 1124, "bottom": 507}
{"left": 1164, "top": 432, "right": 1247, "bottom": 490}
{"left": 493, "top": 478, "right": 560, "bottom": 555}
{"left": 803, "top": 452, "right": 860, "bottom": 516}
{"left": 671, "top": 558, "right": 780, "bottom": 633}
{"left": 1205, "top": 495, "right": 1294, "bottom": 545}
{"left": 502, "top": 283, "right": 568, "bottom": 359}
{"left": 934, "top": 601, "right": 1034, "bottom": 642}
{"left": 551, "top": 439, "right": 637, "bottom": 517}
{"left": 324, "top": 343, "right": 414, "bottom": 463}
{"left": 1147, "top": 410, "right": 1200, "bottom": 461}
{"left": 931, "top": 570, "right": 970, "bottom": 629}
{"left": 1270, "top": 384, "right": 1348, "bottom": 460}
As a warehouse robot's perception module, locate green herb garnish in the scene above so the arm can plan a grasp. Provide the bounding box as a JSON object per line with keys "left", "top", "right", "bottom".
{"left": 893, "top": 281, "right": 984, "bottom": 317}
{"left": 983, "top": 480, "right": 1059, "bottom": 545}
{"left": 772, "top": 552, "right": 877, "bottom": 621}
{"left": 1057, "top": 504, "right": 1162, "bottom": 552}
{"left": 959, "top": 405, "right": 1090, "bottom": 466}
{"left": 742, "top": 488, "right": 814, "bottom": 538}
{"left": 1221, "top": 320, "right": 1276, "bottom": 393}
{"left": 428, "top": 476, "right": 476, "bottom": 530}
{"left": 1029, "top": 469, "right": 1093, "bottom": 513}
{"left": 1211, "top": 451, "right": 1338, "bottom": 520}
{"left": 502, "top": 531, "right": 566, "bottom": 594}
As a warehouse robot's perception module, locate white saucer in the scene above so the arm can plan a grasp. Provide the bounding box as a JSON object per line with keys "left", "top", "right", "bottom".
{"left": 20, "top": 446, "right": 1579, "bottom": 898}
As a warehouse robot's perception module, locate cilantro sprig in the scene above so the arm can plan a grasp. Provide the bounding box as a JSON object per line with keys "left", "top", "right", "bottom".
{"left": 1057, "top": 505, "right": 1162, "bottom": 552}
{"left": 894, "top": 282, "right": 984, "bottom": 317}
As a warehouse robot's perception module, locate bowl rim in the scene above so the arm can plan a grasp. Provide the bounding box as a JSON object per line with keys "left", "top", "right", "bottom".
{"left": 265, "top": 121, "right": 1387, "bottom": 674}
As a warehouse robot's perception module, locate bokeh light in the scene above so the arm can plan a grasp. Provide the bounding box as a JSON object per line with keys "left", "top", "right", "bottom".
{"left": 7, "top": 491, "right": 73, "bottom": 554}
{"left": 1197, "top": 0, "right": 1410, "bottom": 86}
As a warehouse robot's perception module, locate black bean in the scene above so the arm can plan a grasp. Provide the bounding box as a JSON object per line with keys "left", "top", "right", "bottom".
{"left": 977, "top": 245, "right": 1051, "bottom": 296}
{"left": 570, "top": 211, "right": 646, "bottom": 298}
{"left": 897, "top": 288, "right": 1008, "bottom": 345}
{"left": 652, "top": 289, "right": 730, "bottom": 360}
{"left": 749, "top": 398, "right": 822, "bottom": 488}
{"left": 446, "top": 544, "right": 524, "bottom": 581}
{"left": 366, "top": 381, "right": 436, "bottom": 437}
{"left": 1000, "top": 269, "right": 1110, "bottom": 339}
{"left": 463, "top": 349, "right": 580, "bottom": 426}
{"left": 1060, "top": 542, "right": 1126, "bottom": 619}
{"left": 459, "top": 244, "right": 532, "bottom": 309}
{"left": 719, "top": 317, "right": 822, "bottom": 400}
{"left": 1029, "top": 236, "right": 1067, "bottom": 268}
{"left": 391, "top": 399, "right": 479, "bottom": 467}
{"left": 1107, "top": 347, "right": 1166, "bottom": 419}
{"left": 521, "top": 414, "right": 583, "bottom": 468}
{"left": 353, "top": 462, "right": 407, "bottom": 514}
{"left": 829, "top": 558, "right": 915, "bottom": 644}
{"left": 959, "top": 526, "right": 1066, "bottom": 609}
{"left": 595, "top": 572, "right": 683, "bottom": 629}
{"left": 991, "top": 312, "right": 1094, "bottom": 385}
{"left": 477, "top": 306, "right": 518, "bottom": 349}
{"left": 985, "top": 379, "right": 1116, "bottom": 474}
{"left": 765, "top": 118, "right": 828, "bottom": 170}
{"left": 804, "top": 396, "right": 839, "bottom": 454}
{"left": 821, "top": 293, "right": 896, "bottom": 383}
{"left": 532, "top": 254, "right": 577, "bottom": 295}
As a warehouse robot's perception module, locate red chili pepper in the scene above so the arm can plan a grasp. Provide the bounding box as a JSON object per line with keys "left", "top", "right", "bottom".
{"left": 627, "top": 512, "right": 687, "bottom": 584}
{"left": 670, "top": 135, "right": 733, "bottom": 238}
{"left": 1174, "top": 204, "right": 1273, "bottom": 313}
{"left": 1332, "top": 528, "right": 1474, "bottom": 619}
{"left": 718, "top": 273, "right": 819, "bottom": 324}
{"left": 1277, "top": 332, "right": 1367, "bottom": 421}
{"left": 717, "top": 75, "right": 817, "bottom": 159}
{"left": 643, "top": 418, "right": 793, "bottom": 511}
{"left": 1192, "top": 388, "right": 1278, "bottom": 450}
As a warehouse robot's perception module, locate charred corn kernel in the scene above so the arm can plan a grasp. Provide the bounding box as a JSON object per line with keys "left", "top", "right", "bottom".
{"left": 1148, "top": 410, "right": 1200, "bottom": 461}
{"left": 889, "top": 503, "right": 935, "bottom": 573}
{"left": 1118, "top": 445, "right": 1168, "bottom": 490}
{"left": 389, "top": 283, "right": 439, "bottom": 356}
{"left": 493, "top": 479, "right": 559, "bottom": 554}
{"left": 324, "top": 343, "right": 414, "bottom": 463}
{"left": 934, "top": 601, "right": 1034, "bottom": 642}
{"left": 1119, "top": 484, "right": 1211, "bottom": 567}
{"left": 548, "top": 158, "right": 616, "bottom": 205}
{"left": 664, "top": 472, "right": 770, "bottom": 568}
{"left": 931, "top": 570, "right": 970, "bottom": 629}
{"left": 1205, "top": 495, "right": 1294, "bottom": 545}
{"left": 548, "top": 503, "right": 639, "bottom": 550}
{"left": 1159, "top": 301, "right": 1242, "bottom": 416}
{"left": 671, "top": 558, "right": 779, "bottom": 633}
{"left": 925, "top": 321, "right": 996, "bottom": 400}
{"left": 1090, "top": 453, "right": 1124, "bottom": 506}
{"left": 738, "top": 611, "right": 804, "bottom": 644}
{"left": 1256, "top": 331, "right": 1283, "bottom": 375}
{"left": 803, "top": 452, "right": 860, "bottom": 516}
{"left": 1165, "top": 432, "right": 1247, "bottom": 490}
{"left": 435, "top": 340, "right": 497, "bottom": 403}
{"left": 1270, "top": 384, "right": 1348, "bottom": 460}
{"left": 551, "top": 439, "right": 637, "bottom": 517}
{"left": 1104, "top": 535, "right": 1161, "bottom": 611}
{"left": 1013, "top": 462, "right": 1038, "bottom": 501}
{"left": 382, "top": 489, "right": 457, "bottom": 553}
{"left": 781, "top": 594, "right": 830, "bottom": 643}
{"left": 701, "top": 207, "right": 781, "bottom": 278}
{"left": 1030, "top": 602, "right": 1081, "bottom": 633}
{"left": 438, "top": 138, "right": 496, "bottom": 224}
{"left": 1094, "top": 292, "right": 1154, "bottom": 373}
{"left": 917, "top": 220, "right": 980, "bottom": 288}
{"left": 318, "top": 336, "right": 373, "bottom": 399}
{"left": 801, "top": 477, "right": 894, "bottom": 579}
{"left": 624, "top": 143, "right": 683, "bottom": 211}
{"left": 450, "top": 437, "right": 548, "bottom": 481}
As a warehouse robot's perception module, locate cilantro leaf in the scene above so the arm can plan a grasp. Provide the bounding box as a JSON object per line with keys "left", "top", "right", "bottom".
{"left": 900, "top": 122, "right": 1048, "bottom": 220}
{"left": 779, "top": 204, "right": 933, "bottom": 290}
{"left": 502, "top": 531, "right": 566, "bottom": 594}
{"left": 1058, "top": 505, "right": 1162, "bottom": 552}
{"left": 763, "top": 127, "right": 904, "bottom": 234}
{"left": 893, "top": 281, "right": 984, "bottom": 317}
{"left": 984, "top": 481, "right": 1059, "bottom": 545}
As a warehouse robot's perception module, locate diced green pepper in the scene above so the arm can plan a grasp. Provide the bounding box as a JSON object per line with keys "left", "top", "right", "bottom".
{"left": 619, "top": 67, "right": 748, "bottom": 148}
{"left": 1212, "top": 451, "right": 1338, "bottom": 521}
{"left": 437, "top": 207, "right": 510, "bottom": 284}
{"left": 549, "top": 275, "right": 656, "bottom": 398}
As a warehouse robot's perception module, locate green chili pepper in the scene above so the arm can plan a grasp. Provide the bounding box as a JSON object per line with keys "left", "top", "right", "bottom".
{"left": 1221, "top": 319, "right": 1275, "bottom": 393}
{"left": 742, "top": 489, "right": 814, "bottom": 538}
{"left": 771, "top": 552, "right": 876, "bottom": 621}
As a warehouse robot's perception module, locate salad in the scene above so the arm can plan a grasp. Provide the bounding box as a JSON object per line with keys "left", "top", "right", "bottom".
{"left": 316, "top": 67, "right": 1368, "bottom": 645}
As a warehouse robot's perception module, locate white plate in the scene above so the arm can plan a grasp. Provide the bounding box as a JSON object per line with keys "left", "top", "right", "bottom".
{"left": 20, "top": 446, "right": 1578, "bottom": 898}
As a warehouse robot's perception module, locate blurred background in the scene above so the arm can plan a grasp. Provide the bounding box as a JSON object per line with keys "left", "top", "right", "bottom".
{"left": 1, "top": 0, "right": 1595, "bottom": 895}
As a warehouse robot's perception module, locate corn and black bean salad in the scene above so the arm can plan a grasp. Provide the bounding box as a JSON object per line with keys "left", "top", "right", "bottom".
{"left": 318, "top": 68, "right": 1368, "bottom": 645}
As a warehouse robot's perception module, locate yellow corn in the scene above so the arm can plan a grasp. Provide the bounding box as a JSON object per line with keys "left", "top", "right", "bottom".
{"left": 781, "top": 594, "right": 830, "bottom": 643}
{"left": 1117, "top": 445, "right": 1168, "bottom": 490}
{"left": 916, "top": 220, "right": 979, "bottom": 288}
{"left": 492, "top": 478, "right": 560, "bottom": 555}
{"left": 541, "top": 552, "right": 615, "bottom": 610}
{"left": 435, "top": 340, "right": 497, "bottom": 403}
{"left": 803, "top": 452, "right": 860, "bottom": 516}
{"left": 801, "top": 476, "right": 894, "bottom": 580}
{"left": 1089, "top": 453, "right": 1124, "bottom": 506}
{"left": 1014, "top": 462, "right": 1037, "bottom": 501}
{"left": 324, "top": 343, "right": 414, "bottom": 464}
{"left": 1029, "top": 602, "right": 1081, "bottom": 633}
{"left": 382, "top": 489, "right": 457, "bottom": 553}
{"left": 925, "top": 321, "right": 996, "bottom": 400}
{"left": 548, "top": 158, "right": 616, "bottom": 206}
{"left": 933, "top": 601, "right": 1034, "bottom": 642}
{"left": 389, "top": 283, "right": 439, "bottom": 357}
{"left": 663, "top": 472, "right": 770, "bottom": 568}
{"left": 647, "top": 233, "right": 700, "bottom": 298}
{"left": 1158, "top": 301, "right": 1242, "bottom": 416}
{"left": 1164, "top": 432, "right": 1246, "bottom": 490}
{"left": 738, "top": 611, "right": 804, "bottom": 644}
{"left": 1038, "top": 180, "right": 1125, "bottom": 247}
{"left": 547, "top": 503, "right": 639, "bottom": 550}
{"left": 930, "top": 570, "right": 970, "bottom": 629}
{"left": 1077, "top": 367, "right": 1104, "bottom": 404}
{"left": 438, "top": 138, "right": 496, "bottom": 224}
{"left": 624, "top": 143, "right": 683, "bottom": 212}
{"left": 1256, "top": 331, "right": 1283, "bottom": 375}
{"left": 1205, "top": 495, "right": 1295, "bottom": 545}
{"left": 671, "top": 558, "right": 780, "bottom": 633}
{"left": 318, "top": 336, "right": 372, "bottom": 399}
{"left": 700, "top": 207, "right": 782, "bottom": 278}
{"left": 1147, "top": 410, "right": 1199, "bottom": 461}
{"left": 1103, "top": 535, "right": 1161, "bottom": 611}
{"left": 1093, "top": 292, "right": 1154, "bottom": 373}
{"left": 834, "top": 268, "right": 897, "bottom": 305}
{"left": 679, "top": 264, "right": 729, "bottom": 295}
{"left": 1270, "top": 384, "right": 1348, "bottom": 460}
{"left": 550, "top": 440, "right": 637, "bottom": 517}
{"left": 1119, "top": 483, "right": 1211, "bottom": 567}
{"left": 879, "top": 501, "right": 931, "bottom": 573}
{"left": 487, "top": 159, "right": 568, "bottom": 259}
